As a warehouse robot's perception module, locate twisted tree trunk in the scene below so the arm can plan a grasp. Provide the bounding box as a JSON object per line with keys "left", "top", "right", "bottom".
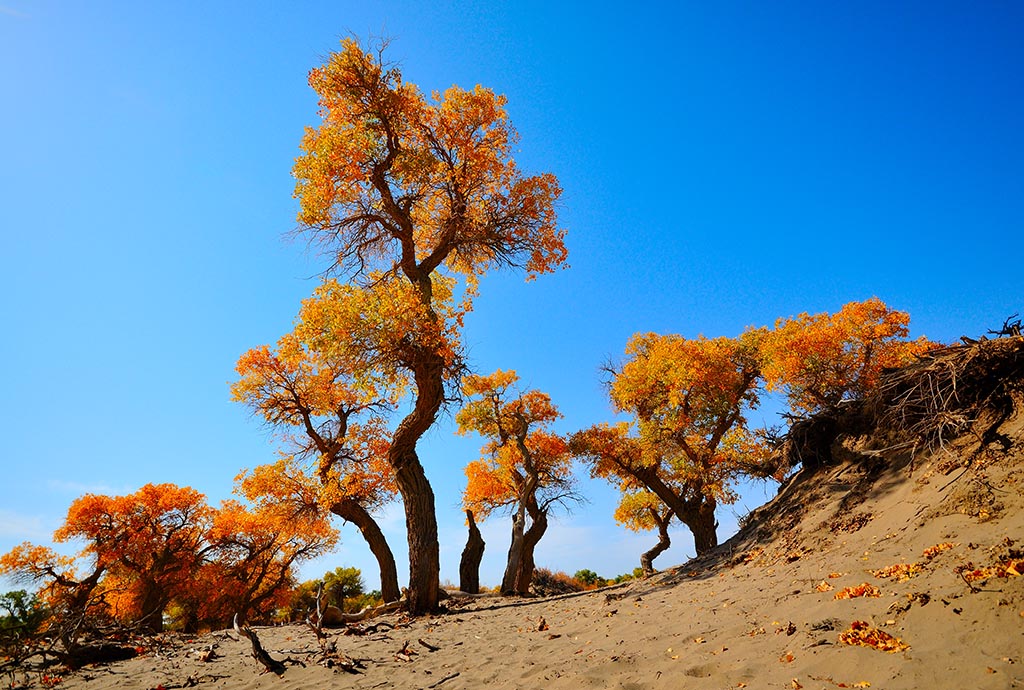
{"left": 640, "top": 511, "right": 673, "bottom": 577}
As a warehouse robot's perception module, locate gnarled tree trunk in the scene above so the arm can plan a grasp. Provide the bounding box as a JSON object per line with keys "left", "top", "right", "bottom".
{"left": 500, "top": 507, "right": 527, "bottom": 595}
{"left": 389, "top": 341, "right": 445, "bottom": 615}
{"left": 330, "top": 498, "right": 401, "bottom": 602}
{"left": 459, "top": 510, "right": 485, "bottom": 594}
{"left": 514, "top": 508, "right": 547, "bottom": 594}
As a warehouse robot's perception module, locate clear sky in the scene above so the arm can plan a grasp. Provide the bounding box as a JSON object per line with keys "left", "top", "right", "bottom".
{"left": 2, "top": 1, "right": 1021, "bottom": 592}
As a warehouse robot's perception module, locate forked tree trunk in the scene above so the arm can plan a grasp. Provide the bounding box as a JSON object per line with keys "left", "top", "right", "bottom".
{"left": 514, "top": 509, "right": 548, "bottom": 594}
{"left": 330, "top": 498, "right": 401, "bottom": 603}
{"left": 459, "top": 510, "right": 485, "bottom": 594}
{"left": 501, "top": 508, "right": 527, "bottom": 595}
{"left": 636, "top": 469, "right": 719, "bottom": 557}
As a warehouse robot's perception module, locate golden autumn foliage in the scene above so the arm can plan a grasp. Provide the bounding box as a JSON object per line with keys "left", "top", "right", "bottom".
{"left": 0, "top": 483, "right": 337, "bottom": 636}
{"left": 574, "top": 330, "right": 770, "bottom": 555}
{"left": 760, "top": 297, "right": 937, "bottom": 416}
{"left": 458, "top": 370, "right": 575, "bottom": 520}
{"left": 294, "top": 39, "right": 566, "bottom": 290}
{"left": 288, "top": 38, "right": 568, "bottom": 614}
{"left": 574, "top": 298, "right": 934, "bottom": 556}
{"left": 457, "top": 369, "right": 576, "bottom": 594}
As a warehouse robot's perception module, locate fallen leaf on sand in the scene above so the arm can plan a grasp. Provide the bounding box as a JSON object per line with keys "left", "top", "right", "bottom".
{"left": 839, "top": 621, "right": 909, "bottom": 653}
{"left": 922, "top": 542, "right": 956, "bottom": 559}
{"left": 872, "top": 562, "right": 922, "bottom": 581}
{"left": 816, "top": 581, "right": 834, "bottom": 592}
{"left": 834, "top": 583, "right": 881, "bottom": 600}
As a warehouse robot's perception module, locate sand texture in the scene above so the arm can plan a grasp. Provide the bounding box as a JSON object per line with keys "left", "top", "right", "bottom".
{"left": 7, "top": 395, "right": 1024, "bottom": 689}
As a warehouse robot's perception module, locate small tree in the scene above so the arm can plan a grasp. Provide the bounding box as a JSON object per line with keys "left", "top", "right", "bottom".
{"left": 614, "top": 490, "right": 674, "bottom": 577}
{"left": 458, "top": 370, "right": 578, "bottom": 595}
{"left": 232, "top": 321, "right": 403, "bottom": 603}
{"left": 573, "top": 329, "right": 771, "bottom": 555}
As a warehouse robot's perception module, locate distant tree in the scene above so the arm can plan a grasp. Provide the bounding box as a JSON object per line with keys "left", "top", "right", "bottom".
{"left": 290, "top": 37, "right": 567, "bottom": 614}
{"left": 1, "top": 483, "right": 334, "bottom": 638}
{"left": 572, "top": 329, "right": 771, "bottom": 555}
{"left": 0, "top": 590, "right": 49, "bottom": 662}
{"left": 458, "top": 370, "right": 579, "bottom": 595}
{"left": 572, "top": 569, "right": 606, "bottom": 588}
{"left": 322, "top": 566, "right": 365, "bottom": 609}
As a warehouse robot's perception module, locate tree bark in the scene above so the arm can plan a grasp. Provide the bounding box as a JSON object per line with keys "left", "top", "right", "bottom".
{"left": 632, "top": 468, "right": 719, "bottom": 556}
{"left": 685, "top": 499, "right": 719, "bottom": 556}
{"left": 459, "top": 510, "right": 485, "bottom": 594}
{"left": 500, "top": 508, "right": 527, "bottom": 595}
{"left": 514, "top": 508, "right": 547, "bottom": 594}
{"left": 388, "top": 341, "right": 445, "bottom": 615}
{"left": 329, "top": 498, "right": 401, "bottom": 603}
{"left": 393, "top": 453, "right": 440, "bottom": 615}
{"left": 136, "top": 579, "right": 166, "bottom": 634}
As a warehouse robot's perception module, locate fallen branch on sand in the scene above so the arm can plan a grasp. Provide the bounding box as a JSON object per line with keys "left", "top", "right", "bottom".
{"left": 233, "top": 614, "right": 287, "bottom": 675}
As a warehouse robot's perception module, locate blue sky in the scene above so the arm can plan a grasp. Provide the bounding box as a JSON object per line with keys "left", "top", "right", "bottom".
{"left": 1, "top": 1, "right": 1021, "bottom": 592}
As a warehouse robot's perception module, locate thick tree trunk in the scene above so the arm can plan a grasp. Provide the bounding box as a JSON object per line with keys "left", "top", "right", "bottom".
{"left": 330, "top": 498, "right": 401, "bottom": 603}
{"left": 514, "top": 509, "right": 547, "bottom": 594}
{"left": 388, "top": 341, "right": 446, "bottom": 615}
{"left": 459, "top": 510, "right": 485, "bottom": 594}
{"left": 393, "top": 454, "right": 440, "bottom": 615}
{"left": 635, "top": 469, "right": 719, "bottom": 557}
{"left": 137, "top": 580, "right": 166, "bottom": 634}
{"left": 640, "top": 517, "right": 672, "bottom": 577}
{"left": 687, "top": 499, "right": 719, "bottom": 556}
{"left": 501, "top": 507, "right": 527, "bottom": 595}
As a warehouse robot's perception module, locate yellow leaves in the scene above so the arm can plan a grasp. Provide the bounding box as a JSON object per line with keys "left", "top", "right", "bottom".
{"left": 760, "top": 298, "right": 939, "bottom": 415}
{"left": 458, "top": 369, "right": 574, "bottom": 515}
{"left": 838, "top": 621, "right": 909, "bottom": 653}
{"left": 293, "top": 38, "right": 567, "bottom": 300}
{"left": 833, "top": 583, "right": 881, "bottom": 600}
{"left": 922, "top": 542, "right": 956, "bottom": 560}
{"left": 871, "top": 562, "right": 922, "bottom": 582}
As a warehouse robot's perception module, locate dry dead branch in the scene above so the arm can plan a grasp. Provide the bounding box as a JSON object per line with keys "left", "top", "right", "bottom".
{"left": 233, "top": 614, "right": 287, "bottom": 675}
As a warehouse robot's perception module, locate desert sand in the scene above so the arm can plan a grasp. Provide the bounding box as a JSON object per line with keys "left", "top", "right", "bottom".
{"left": 7, "top": 356, "right": 1024, "bottom": 689}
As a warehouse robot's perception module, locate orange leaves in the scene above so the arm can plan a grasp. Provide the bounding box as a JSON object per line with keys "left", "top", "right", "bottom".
{"left": 293, "top": 38, "right": 566, "bottom": 294}
{"left": 958, "top": 559, "right": 1023, "bottom": 584}
{"left": 922, "top": 542, "right": 956, "bottom": 560}
{"left": 458, "top": 370, "right": 574, "bottom": 518}
{"left": 838, "top": 621, "right": 909, "bottom": 653}
{"left": 833, "top": 583, "right": 881, "bottom": 600}
{"left": 871, "top": 562, "right": 923, "bottom": 582}
{"left": 760, "top": 298, "right": 938, "bottom": 415}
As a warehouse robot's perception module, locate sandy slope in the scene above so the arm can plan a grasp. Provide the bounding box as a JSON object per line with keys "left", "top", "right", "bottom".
{"left": 11, "top": 405, "right": 1023, "bottom": 690}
